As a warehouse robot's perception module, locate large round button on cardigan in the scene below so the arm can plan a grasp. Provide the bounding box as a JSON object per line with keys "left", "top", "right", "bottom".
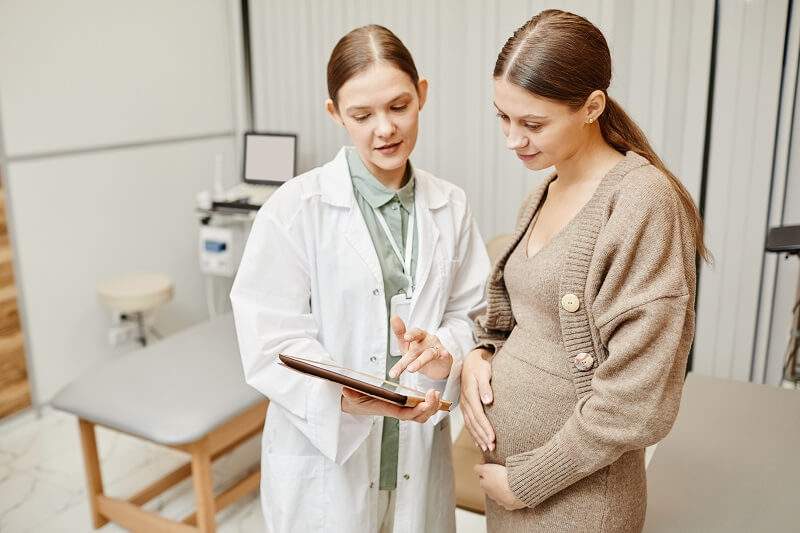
{"left": 575, "top": 352, "right": 595, "bottom": 371}
{"left": 561, "top": 293, "right": 580, "bottom": 313}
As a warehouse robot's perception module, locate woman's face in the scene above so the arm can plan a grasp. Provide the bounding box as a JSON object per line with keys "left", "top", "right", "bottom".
{"left": 493, "top": 77, "right": 587, "bottom": 171}
{"left": 328, "top": 63, "right": 427, "bottom": 183}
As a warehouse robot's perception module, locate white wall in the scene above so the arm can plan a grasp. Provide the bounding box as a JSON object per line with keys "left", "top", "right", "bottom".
{"left": 5, "top": 0, "right": 793, "bottom": 402}
{"left": 756, "top": 0, "right": 800, "bottom": 386}
{"left": 693, "top": 0, "right": 792, "bottom": 383}
{"left": 0, "top": 0, "right": 246, "bottom": 403}
{"left": 250, "top": 0, "right": 800, "bottom": 386}
{"left": 0, "top": 0, "right": 236, "bottom": 156}
{"left": 5, "top": 139, "right": 238, "bottom": 403}
{"left": 249, "top": 0, "right": 713, "bottom": 239}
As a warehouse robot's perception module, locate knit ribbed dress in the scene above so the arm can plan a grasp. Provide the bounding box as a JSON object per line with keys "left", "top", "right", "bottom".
{"left": 474, "top": 152, "right": 697, "bottom": 532}
{"left": 483, "top": 207, "right": 645, "bottom": 532}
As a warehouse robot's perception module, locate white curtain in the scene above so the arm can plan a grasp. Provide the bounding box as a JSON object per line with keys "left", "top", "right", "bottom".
{"left": 249, "top": 0, "right": 714, "bottom": 239}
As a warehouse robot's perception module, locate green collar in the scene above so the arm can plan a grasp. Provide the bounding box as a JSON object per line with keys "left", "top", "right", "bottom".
{"left": 347, "top": 148, "right": 415, "bottom": 212}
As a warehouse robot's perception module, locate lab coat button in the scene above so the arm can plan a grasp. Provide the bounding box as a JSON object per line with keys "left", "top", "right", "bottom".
{"left": 370, "top": 481, "right": 375, "bottom": 488}
{"left": 403, "top": 473, "right": 410, "bottom": 480}
{"left": 561, "top": 293, "right": 580, "bottom": 313}
{"left": 369, "top": 356, "right": 377, "bottom": 363}
{"left": 372, "top": 288, "right": 380, "bottom": 296}
{"left": 575, "top": 352, "right": 594, "bottom": 371}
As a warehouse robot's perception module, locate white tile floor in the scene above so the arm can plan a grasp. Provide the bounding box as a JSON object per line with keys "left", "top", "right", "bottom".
{"left": 0, "top": 406, "right": 655, "bottom": 532}
{"left": 0, "top": 407, "right": 487, "bottom": 532}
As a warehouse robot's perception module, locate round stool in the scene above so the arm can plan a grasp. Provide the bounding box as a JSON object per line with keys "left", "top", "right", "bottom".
{"left": 97, "top": 273, "right": 174, "bottom": 346}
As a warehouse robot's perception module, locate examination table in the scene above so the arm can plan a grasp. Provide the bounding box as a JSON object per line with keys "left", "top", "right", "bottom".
{"left": 644, "top": 372, "right": 800, "bottom": 531}
{"left": 53, "top": 313, "right": 268, "bottom": 533}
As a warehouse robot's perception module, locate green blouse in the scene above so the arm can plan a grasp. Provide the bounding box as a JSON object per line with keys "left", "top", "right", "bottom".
{"left": 347, "top": 147, "right": 419, "bottom": 491}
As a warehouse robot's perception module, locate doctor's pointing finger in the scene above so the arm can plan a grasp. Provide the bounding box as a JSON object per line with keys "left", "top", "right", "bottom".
{"left": 389, "top": 316, "right": 453, "bottom": 380}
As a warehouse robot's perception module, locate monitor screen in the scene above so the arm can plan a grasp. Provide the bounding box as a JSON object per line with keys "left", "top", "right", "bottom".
{"left": 243, "top": 132, "right": 297, "bottom": 185}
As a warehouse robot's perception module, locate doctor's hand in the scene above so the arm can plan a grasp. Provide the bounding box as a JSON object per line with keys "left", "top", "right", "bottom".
{"left": 474, "top": 462, "right": 526, "bottom": 511}
{"left": 388, "top": 316, "right": 453, "bottom": 380}
{"left": 461, "top": 348, "right": 496, "bottom": 452}
{"left": 340, "top": 387, "right": 441, "bottom": 423}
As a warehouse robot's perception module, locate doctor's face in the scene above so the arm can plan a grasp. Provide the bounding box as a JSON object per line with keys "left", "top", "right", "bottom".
{"left": 493, "top": 77, "right": 587, "bottom": 171}
{"left": 328, "top": 63, "right": 428, "bottom": 184}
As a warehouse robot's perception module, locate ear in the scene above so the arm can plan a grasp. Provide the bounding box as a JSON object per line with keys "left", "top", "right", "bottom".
{"left": 416, "top": 78, "right": 429, "bottom": 111}
{"left": 325, "top": 98, "right": 344, "bottom": 126}
{"left": 584, "top": 90, "right": 606, "bottom": 123}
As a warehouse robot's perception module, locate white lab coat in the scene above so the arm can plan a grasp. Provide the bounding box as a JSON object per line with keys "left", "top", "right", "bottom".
{"left": 230, "top": 147, "right": 490, "bottom": 533}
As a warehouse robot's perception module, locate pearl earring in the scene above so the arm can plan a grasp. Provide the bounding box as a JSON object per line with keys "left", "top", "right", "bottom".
{"left": 588, "top": 118, "right": 594, "bottom": 124}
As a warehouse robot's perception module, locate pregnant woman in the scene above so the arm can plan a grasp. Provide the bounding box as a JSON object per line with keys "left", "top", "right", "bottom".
{"left": 460, "top": 9, "right": 710, "bottom": 532}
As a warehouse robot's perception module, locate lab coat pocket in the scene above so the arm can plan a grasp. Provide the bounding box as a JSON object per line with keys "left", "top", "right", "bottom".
{"left": 264, "top": 453, "right": 325, "bottom": 532}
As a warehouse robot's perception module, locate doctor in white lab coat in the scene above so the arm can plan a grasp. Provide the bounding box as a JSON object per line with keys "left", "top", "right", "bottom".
{"left": 231, "top": 149, "right": 488, "bottom": 531}
{"left": 231, "top": 24, "right": 490, "bottom": 533}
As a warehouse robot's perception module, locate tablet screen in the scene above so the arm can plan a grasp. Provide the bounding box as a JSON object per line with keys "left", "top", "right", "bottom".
{"left": 278, "top": 354, "right": 411, "bottom": 404}
{"left": 278, "top": 354, "right": 451, "bottom": 411}
{"left": 318, "top": 364, "right": 402, "bottom": 393}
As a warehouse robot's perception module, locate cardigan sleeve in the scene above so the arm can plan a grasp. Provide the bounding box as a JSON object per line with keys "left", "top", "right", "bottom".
{"left": 471, "top": 323, "right": 510, "bottom": 354}
{"left": 505, "top": 172, "right": 697, "bottom": 508}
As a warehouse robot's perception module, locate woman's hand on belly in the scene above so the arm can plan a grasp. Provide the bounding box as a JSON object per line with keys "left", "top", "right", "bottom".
{"left": 460, "top": 348, "right": 496, "bottom": 452}
{"left": 388, "top": 316, "right": 453, "bottom": 380}
{"left": 474, "top": 462, "right": 526, "bottom": 511}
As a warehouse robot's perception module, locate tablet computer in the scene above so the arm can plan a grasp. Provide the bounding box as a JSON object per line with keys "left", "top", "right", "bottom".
{"left": 278, "top": 354, "right": 451, "bottom": 412}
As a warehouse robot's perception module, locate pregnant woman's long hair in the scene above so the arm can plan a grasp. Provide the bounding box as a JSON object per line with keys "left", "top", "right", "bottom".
{"left": 495, "top": 9, "right": 710, "bottom": 263}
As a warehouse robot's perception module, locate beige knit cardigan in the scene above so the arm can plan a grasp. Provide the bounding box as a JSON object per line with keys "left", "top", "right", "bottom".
{"left": 474, "top": 152, "right": 697, "bottom": 508}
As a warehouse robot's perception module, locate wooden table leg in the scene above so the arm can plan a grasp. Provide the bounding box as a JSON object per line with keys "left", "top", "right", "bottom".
{"left": 78, "top": 419, "right": 108, "bottom": 528}
{"left": 190, "top": 438, "right": 216, "bottom": 533}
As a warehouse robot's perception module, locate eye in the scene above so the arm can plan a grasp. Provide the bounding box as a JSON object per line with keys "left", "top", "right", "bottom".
{"left": 353, "top": 114, "right": 370, "bottom": 122}
{"left": 496, "top": 112, "right": 509, "bottom": 121}
{"left": 391, "top": 104, "right": 408, "bottom": 112}
{"left": 525, "top": 123, "right": 542, "bottom": 131}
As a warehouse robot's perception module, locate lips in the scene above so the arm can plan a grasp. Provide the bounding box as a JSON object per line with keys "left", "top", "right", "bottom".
{"left": 376, "top": 141, "right": 402, "bottom": 155}
{"left": 517, "top": 151, "right": 539, "bottom": 161}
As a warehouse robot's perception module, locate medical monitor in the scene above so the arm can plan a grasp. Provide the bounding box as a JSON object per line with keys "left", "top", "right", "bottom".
{"left": 243, "top": 132, "right": 297, "bottom": 185}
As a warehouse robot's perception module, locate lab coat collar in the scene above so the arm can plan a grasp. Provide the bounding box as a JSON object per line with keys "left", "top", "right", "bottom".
{"left": 320, "top": 148, "right": 355, "bottom": 208}
{"left": 320, "top": 147, "right": 448, "bottom": 211}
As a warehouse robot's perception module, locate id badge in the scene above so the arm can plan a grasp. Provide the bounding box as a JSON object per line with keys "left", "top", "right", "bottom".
{"left": 389, "top": 292, "right": 412, "bottom": 356}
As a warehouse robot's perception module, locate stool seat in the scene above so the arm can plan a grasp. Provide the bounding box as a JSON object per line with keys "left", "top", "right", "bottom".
{"left": 53, "top": 313, "right": 262, "bottom": 445}
{"left": 97, "top": 272, "right": 174, "bottom": 313}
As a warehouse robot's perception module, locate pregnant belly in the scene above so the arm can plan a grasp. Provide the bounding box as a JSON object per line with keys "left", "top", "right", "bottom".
{"left": 483, "top": 337, "right": 577, "bottom": 464}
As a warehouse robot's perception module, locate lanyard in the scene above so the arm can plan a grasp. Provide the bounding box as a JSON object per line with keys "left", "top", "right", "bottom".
{"left": 372, "top": 204, "right": 414, "bottom": 297}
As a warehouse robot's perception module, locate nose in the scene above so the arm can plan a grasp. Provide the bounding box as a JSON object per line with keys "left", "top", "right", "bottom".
{"left": 375, "top": 113, "right": 395, "bottom": 138}
{"left": 506, "top": 125, "right": 528, "bottom": 151}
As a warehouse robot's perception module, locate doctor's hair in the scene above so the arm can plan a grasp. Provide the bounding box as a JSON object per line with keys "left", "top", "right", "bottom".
{"left": 495, "top": 9, "right": 710, "bottom": 263}
{"left": 327, "top": 24, "right": 419, "bottom": 109}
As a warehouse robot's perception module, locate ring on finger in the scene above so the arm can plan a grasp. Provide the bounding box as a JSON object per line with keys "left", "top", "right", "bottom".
{"left": 432, "top": 345, "right": 440, "bottom": 355}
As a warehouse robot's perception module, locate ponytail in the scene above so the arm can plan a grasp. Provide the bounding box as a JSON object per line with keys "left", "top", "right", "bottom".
{"left": 601, "top": 98, "right": 711, "bottom": 263}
